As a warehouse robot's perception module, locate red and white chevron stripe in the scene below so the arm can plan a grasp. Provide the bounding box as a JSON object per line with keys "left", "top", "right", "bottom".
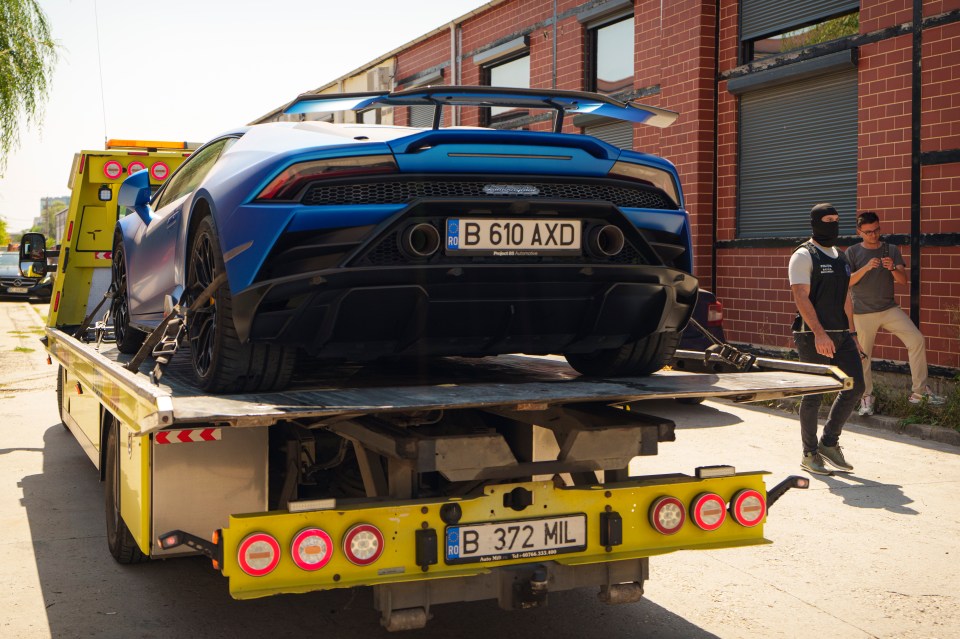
{"left": 155, "top": 428, "right": 222, "bottom": 444}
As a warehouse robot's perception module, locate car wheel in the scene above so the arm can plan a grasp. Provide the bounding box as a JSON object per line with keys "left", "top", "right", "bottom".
{"left": 105, "top": 417, "right": 148, "bottom": 564}
{"left": 564, "top": 330, "right": 681, "bottom": 377}
{"left": 187, "top": 215, "right": 296, "bottom": 393}
{"left": 111, "top": 240, "right": 146, "bottom": 354}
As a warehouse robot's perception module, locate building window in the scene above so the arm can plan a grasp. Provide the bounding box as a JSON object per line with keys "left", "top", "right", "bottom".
{"left": 740, "top": 1, "right": 859, "bottom": 62}
{"left": 589, "top": 15, "right": 634, "bottom": 94}
{"left": 359, "top": 108, "right": 380, "bottom": 124}
{"left": 484, "top": 54, "right": 530, "bottom": 124}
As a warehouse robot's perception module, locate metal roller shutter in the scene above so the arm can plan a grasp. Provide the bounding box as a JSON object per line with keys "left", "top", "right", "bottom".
{"left": 738, "top": 68, "right": 857, "bottom": 238}
{"left": 585, "top": 121, "right": 634, "bottom": 150}
{"left": 409, "top": 106, "right": 440, "bottom": 129}
{"left": 741, "top": 0, "right": 859, "bottom": 41}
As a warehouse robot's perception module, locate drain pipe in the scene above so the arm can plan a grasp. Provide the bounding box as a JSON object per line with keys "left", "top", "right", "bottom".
{"left": 552, "top": 0, "right": 558, "bottom": 88}
{"left": 450, "top": 21, "right": 460, "bottom": 125}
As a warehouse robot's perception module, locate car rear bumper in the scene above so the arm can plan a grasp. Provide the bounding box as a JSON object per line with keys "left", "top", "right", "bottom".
{"left": 232, "top": 264, "right": 697, "bottom": 360}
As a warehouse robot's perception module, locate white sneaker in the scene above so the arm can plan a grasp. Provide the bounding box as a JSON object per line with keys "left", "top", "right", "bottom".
{"left": 857, "top": 394, "right": 875, "bottom": 416}
{"left": 909, "top": 386, "right": 945, "bottom": 406}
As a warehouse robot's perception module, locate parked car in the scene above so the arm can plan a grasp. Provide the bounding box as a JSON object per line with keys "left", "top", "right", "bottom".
{"left": 0, "top": 251, "right": 52, "bottom": 302}
{"left": 677, "top": 289, "right": 725, "bottom": 351}
{"left": 113, "top": 87, "right": 698, "bottom": 392}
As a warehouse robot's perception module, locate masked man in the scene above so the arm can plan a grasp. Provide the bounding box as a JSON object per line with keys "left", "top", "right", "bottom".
{"left": 787, "top": 203, "right": 865, "bottom": 475}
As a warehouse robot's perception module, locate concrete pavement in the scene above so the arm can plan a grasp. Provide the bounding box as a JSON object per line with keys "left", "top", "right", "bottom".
{"left": 1, "top": 300, "right": 958, "bottom": 638}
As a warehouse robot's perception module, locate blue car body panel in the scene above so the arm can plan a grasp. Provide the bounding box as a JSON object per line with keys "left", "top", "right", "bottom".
{"left": 115, "top": 87, "right": 697, "bottom": 369}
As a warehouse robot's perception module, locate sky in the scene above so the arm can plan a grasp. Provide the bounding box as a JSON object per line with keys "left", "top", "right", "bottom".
{"left": 0, "top": 0, "right": 488, "bottom": 233}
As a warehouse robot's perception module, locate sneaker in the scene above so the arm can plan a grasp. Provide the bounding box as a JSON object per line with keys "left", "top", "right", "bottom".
{"left": 801, "top": 452, "right": 831, "bottom": 475}
{"left": 818, "top": 443, "right": 853, "bottom": 472}
{"left": 909, "top": 386, "right": 945, "bottom": 406}
{"left": 857, "top": 394, "right": 875, "bottom": 416}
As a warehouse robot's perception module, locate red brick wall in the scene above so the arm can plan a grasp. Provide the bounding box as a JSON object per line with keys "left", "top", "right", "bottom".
{"left": 658, "top": 0, "right": 717, "bottom": 281}
{"left": 373, "top": 0, "right": 960, "bottom": 371}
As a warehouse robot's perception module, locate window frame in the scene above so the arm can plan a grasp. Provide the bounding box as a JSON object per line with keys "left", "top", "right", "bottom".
{"left": 586, "top": 12, "right": 635, "bottom": 96}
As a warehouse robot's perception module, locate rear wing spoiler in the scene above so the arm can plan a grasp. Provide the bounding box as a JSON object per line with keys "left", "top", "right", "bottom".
{"left": 283, "top": 85, "right": 679, "bottom": 133}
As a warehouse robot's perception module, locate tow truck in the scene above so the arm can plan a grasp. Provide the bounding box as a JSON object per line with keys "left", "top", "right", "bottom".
{"left": 25, "top": 140, "right": 849, "bottom": 631}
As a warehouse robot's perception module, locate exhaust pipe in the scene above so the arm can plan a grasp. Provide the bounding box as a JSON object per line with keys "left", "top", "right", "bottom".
{"left": 400, "top": 223, "right": 442, "bottom": 258}
{"left": 587, "top": 224, "right": 625, "bottom": 258}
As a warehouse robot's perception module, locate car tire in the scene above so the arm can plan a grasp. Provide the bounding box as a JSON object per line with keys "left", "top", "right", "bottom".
{"left": 564, "top": 330, "right": 681, "bottom": 377}
{"left": 105, "top": 417, "right": 148, "bottom": 564}
{"left": 111, "top": 239, "right": 147, "bottom": 354}
{"left": 187, "top": 215, "right": 296, "bottom": 393}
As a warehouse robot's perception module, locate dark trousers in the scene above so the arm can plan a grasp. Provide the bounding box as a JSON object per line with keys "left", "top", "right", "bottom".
{"left": 794, "top": 332, "right": 866, "bottom": 454}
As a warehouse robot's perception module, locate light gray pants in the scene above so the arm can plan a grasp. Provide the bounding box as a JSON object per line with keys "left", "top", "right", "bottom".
{"left": 854, "top": 306, "right": 928, "bottom": 396}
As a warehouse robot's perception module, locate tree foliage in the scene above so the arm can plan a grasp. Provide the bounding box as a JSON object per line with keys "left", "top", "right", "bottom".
{"left": 0, "top": 0, "right": 57, "bottom": 175}
{"left": 0, "top": 215, "right": 9, "bottom": 247}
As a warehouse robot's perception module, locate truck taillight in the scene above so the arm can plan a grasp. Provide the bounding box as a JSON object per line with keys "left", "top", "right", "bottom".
{"left": 237, "top": 533, "right": 281, "bottom": 577}
{"left": 291, "top": 528, "right": 334, "bottom": 571}
{"left": 690, "top": 493, "right": 726, "bottom": 531}
{"left": 343, "top": 523, "right": 384, "bottom": 566}
{"left": 730, "top": 489, "right": 766, "bottom": 527}
{"left": 707, "top": 301, "right": 723, "bottom": 327}
{"left": 649, "top": 496, "right": 685, "bottom": 535}
{"left": 255, "top": 154, "right": 397, "bottom": 200}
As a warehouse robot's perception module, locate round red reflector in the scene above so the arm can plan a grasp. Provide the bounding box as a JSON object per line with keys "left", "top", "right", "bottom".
{"left": 103, "top": 160, "right": 123, "bottom": 180}
{"left": 649, "top": 496, "right": 685, "bottom": 535}
{"left": 237, "top": 532, "right": 280, "bottom": 577}
{"left": 730, "top": 489, "right": 766, "bottom": 527}
{"left": 342, "top": 523, "right": 384, "bottom": 566}
{"left": 128, "top": 161, "right": 146, "bottom": 175}
{"left": 291, "top": 528, "right": 334, "bottom": 571}
{"left": 690, "top": 493, "right": 727, "bottom": 531}
{"left": 151, "top": 161, "right": 170, "bottom": 181}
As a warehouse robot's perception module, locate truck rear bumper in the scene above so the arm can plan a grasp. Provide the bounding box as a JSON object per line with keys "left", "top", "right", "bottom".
{"left": 215, "top": 471, "right": 771, "bottom": 600}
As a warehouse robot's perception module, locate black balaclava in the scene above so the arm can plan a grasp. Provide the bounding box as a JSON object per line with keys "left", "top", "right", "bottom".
{"left": 810, "top": 203, "right": 839, "bottom": 247}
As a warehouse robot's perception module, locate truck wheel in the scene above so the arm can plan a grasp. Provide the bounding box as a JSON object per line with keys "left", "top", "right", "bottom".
{"left": 565, "top": 330, "right": 681, "bottom": 377}
{"left": 111, "top": 241, "right": 147, "bottom": 354}
{"left": 105, "top": 420, "right": 148, "bottom": 564}
{"left": 186, "top": 215, "right": 295, "bottom": 393}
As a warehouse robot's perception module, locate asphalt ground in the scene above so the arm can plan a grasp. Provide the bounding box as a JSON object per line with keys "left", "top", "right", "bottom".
{"left": 1, "top": 300, "right": 958, "bottom": 638}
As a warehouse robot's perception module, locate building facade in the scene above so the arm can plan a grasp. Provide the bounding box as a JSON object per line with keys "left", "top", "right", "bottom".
{"left": 259, "top": 0, "right": 960, "bottom": 373}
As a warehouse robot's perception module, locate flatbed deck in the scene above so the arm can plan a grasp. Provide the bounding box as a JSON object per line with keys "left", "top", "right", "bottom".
{"left": 47, "top": 327, "right": 849, "bottom": 433}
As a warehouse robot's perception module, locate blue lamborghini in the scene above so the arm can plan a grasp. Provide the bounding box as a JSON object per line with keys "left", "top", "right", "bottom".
{"left": 114, "top": 87, "right": 698, "bottom": 392}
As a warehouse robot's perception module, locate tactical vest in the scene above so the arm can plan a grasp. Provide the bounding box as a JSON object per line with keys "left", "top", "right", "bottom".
{"left": 792, "top": 241, "right": 850, "bottom": 332}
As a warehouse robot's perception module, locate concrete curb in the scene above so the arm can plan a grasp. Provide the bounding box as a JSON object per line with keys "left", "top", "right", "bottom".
{"left": 716, "top": 397, "right": 960, "bottom": 449}
{"left": 843, "top": 410, "right": 960, "bottom": 448}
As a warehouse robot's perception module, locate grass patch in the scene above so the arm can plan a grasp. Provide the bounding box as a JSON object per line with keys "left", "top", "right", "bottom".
{"left": 13, "top": 346, "right": 35, "bottom": 353}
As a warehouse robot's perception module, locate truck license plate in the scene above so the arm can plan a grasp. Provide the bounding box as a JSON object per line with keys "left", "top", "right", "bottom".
{"left": 6, "top": 287, "right": 28, "bottom": 294}
{"left": 445, "top": 218, "right": 581, "bottom": 256}
{"left": 445, "top": 514, "right": 587, "bottom": 564}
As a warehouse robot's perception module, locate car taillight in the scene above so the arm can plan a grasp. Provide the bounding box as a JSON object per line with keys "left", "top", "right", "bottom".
{"left": 342, "top": 523, "right": 384, "bottom": 566}
{"left": 707, "top": 301, "right": 723, "bottom": 327}
{"left": 291, "top": 528, "right": 334, "bottom": 571}
{"left": 730, "top": 489, "right": 766, "bottom": 527}
{"left": 690, "top": 493, "right": 726, "bottom": 531}
{"left": 255, "top": 154, "right": 397, "bottom": 200}
{"left": 237, "top": 532, "right": 281, "bottom": 576}
{"left": 649, "top": 496, "right": 685, "bottom": 535}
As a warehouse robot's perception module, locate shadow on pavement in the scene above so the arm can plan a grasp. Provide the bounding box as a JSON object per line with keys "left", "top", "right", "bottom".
{"left": 21, "top": 424, "right": 719, "bottom": 639}
{"left": 634, "top": 399, "right": 744, "bottom": 429}
{"left": 807, "top": 472, "right": 918, "bottom": 515}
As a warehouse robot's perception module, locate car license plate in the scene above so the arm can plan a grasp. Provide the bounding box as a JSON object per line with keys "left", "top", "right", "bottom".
{"left": 6, "top": 287, "right": 28, "bottom": 294}
{"left": 445, "top": 218, "right": 581, "bottom": 256}
{"left": 445, "top": 514, "right": 587, "bottom": 564}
